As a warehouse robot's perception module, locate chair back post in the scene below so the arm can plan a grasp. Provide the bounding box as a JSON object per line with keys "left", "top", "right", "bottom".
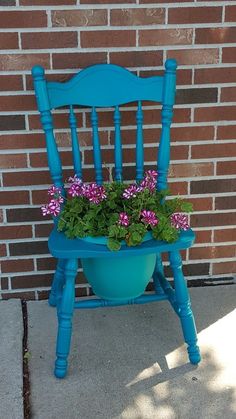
{"left": 157, "top": 59, "right": 177, "bottom": 193}
{"left": 31, "top": 66, "right": 64, "bottom": 191}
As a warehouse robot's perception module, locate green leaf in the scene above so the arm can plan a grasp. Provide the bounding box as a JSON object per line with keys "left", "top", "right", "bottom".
{"left": 107, "top": 238, "right": 121, "bottom": 251}
{"left": 180, "top": 201, "right": 193, "bottom": 213}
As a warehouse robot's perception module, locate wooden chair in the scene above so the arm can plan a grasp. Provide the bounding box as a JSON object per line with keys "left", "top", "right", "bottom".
{"left": 32, "top": 60, "right": 201, "bottom": 378}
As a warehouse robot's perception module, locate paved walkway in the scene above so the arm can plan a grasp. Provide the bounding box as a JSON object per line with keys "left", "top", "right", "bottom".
{"left": 1, "top": 285, "right": 236, "bottom": 419}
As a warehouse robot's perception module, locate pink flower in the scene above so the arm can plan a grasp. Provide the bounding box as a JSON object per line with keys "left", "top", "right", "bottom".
{"left": 41, "top": 204, "right": 50, "bottom": 216}
{"left": 83, "top": 183, "right": 107, "bottom": 204}
{"left": 68, "top": 183, "right": 83, "bottom": 198}
{"left": 68, "top": 175, "right": 82, "bottom": 185}
{"left": 141, "top": 210, "right": 159, "bottom": 226}
{"left": 146, "top": 170, "right": 158, "bottom": 180}
{"left": 48, "top": 199, "right": 61, "bottom": 216}
{"left": 170, "top": 213, "right": 189, "bottom": 231}
{"left": 140, "top": 170, "right": 158, "bottom": 192}
{"left": 47, "top": 185, "right": 62, "bottom": 197}
{"left": 123, "top": 184, "right": 142, "bottom": 199}
{"left": 118, "top": 212, "right": 129, "bottom": 227}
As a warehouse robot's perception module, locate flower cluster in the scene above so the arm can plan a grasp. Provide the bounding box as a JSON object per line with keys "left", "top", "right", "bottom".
{"left": 41, "top": 168, "right": 192, "bottom": 251}
{"left": 123, "top": 170, "right": 158, "bottom": 199}
{"left": 41, "top": 185, "right": 64, "bottom": 217}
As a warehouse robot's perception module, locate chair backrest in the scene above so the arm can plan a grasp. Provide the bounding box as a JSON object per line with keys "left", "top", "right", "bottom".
{"left": 31, "top": 60, "right": 177, "bottom": 193}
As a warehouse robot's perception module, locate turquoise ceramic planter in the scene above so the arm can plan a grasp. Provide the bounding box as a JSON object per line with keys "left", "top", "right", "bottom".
{"left": 81, "top": 232, "right": 156, "bottom": 301}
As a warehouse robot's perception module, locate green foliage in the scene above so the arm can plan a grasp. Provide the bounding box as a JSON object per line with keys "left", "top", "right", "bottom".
{"left": 57, "top": 180, "right": 193, "bottom": 251}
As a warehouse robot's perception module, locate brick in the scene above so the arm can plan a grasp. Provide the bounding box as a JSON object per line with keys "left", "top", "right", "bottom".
{"left": 22, "top": 31, "right": 78, "bottom": 50}
{"left": 217, "top": 125, "right": 236, "bottom": 141}
{"left": 140, "top": 69, "right": 192, "bottom": 85}
{"left": 7, "top": 207, "right": 42, "bottom": 223}
{"left": 212, "top": 261, "right": 236, "bottom": 275}
{"left": 224, "top": 5, "right": 236, "bottom": 22}
{"left": 168, "top": 6, "right": 222, "bottom": 24}
{"left": 11, "top": 273, "right": 52, "bottom": 289}
{"left": 0, "top": 225, "right": 32, "bottom": 240}
{"left": 0, "top": 33, "right": 18, "bottom": 49}
{"left": 190, "top": 245, "right": 236, "bottom": 260}
{"left": 0, "top": 115, "right": 25, "bottom": 131}
{"left": 37, "top": 257, "right": 56, "bottom": 271}
{"left": 0, "top": 134, "right": 44, "bottom": 150}
{"left": 0, "top": 190, "right": 29, "bottom": 206}
{"left": 52, "top": 9, "right": 107, "bottom": 27}
{"left": 214, "top": 228, "right": 236, "bottom": 242}
{"left": 81, "top": 30, "right": 136, "bottom": 48}
{"left": 35, "top": 223, "right": 53, "bottom": 238}
{"left": 191, "top": 212, "right": 236, "bottom": 227}
{"left": 215, "top": 196, "right": 236, "bottom": 210}
{"left": 140, "top": 0, "right": 195, "bottom": 3}
{"left": 1, "top": 258, "right": 34, "bottom": 274}
{"left": 167, "top": 49, "right": 219, "bottom": 65}
{"left": 167, "top": 181, "right": 188, "bottom": 196}
{"left": 0, "top": 0, "right": 15, "bottom": 4}
{"left": 195, "top": 67, "right": 236, "bottom": 84}
{"left": 9, "top": 240, "right": 48, "bottom": 256}
{"left": 165, "top": 262, "right": 210, "bottom": 278}
{"left": 80, "top": 0, "right": 135, "bottom": 3}
{"left": 169, "top": 162, "right": 214, "bottom": 178}
{"left": 187, "top": 197, "right": 213, "bottom": 211}
{"left": 1, "top": 278, "right": 8, "bottom": 290}
{"left": 0, "top": 154, "right": 27, "bottom": 169}
{"left": 0, "top": 75, "right": 23, "bottom": 92}
{"left": 221, "top": 87, "right": 236, "bottom": 102}
{"left": 194, "top": 106, "right": 236, "bottom": 123}
{"left": 176, "top": 88, "right": 217, "bottom": 104}
{"left": 139, "top": 28, "right": 193, "bottom": 47}
{"left": 172, "top": 126, "right": 214, "bottom": 142}
{"left": 52, "top": 52, "right": 106, "bottom": 70}
{"left": 0, "top": 54, "right": 50, "bottom": 71}
{"left": 30, "top": 151, "right": 73, "bottom": 168}
{"left": 20, "top": 0, "right": 76, "bottom": 4}
{"left": 2, "top": 291, "right": 36, "bottom": 301}
{"left": 194, "top": 230, "right": 212, "bottom": 244}
{"left": 196, "top": 28, "right": 236, "bottom": 44}
{"left": 110, "top": 51, "right": 163, "bottom": 67}
{"left": 222, "top": 47, "right": 236, "bottom": 63}
{"left": 191, "top": 143, "right": 235, "bottom": 159}
{"left": 0, "top": 244, "right": 7, "bottom": 257}
{"left": 217, "top": 161, "right": 236, "bottom": 175}
{"left": 191, "top": 179, "right": 236, "bottom": 194}
{"left": 3, "top": 171, "right": 50, "bottom": 187}
{"left": 111, "top": 8, "right": 165, "bottom": 26}
{"left": 0, "top": 95, "right": 36, "bottom": 112}
{"left": 0, "top": 11, "right": 47, "bottom": 28}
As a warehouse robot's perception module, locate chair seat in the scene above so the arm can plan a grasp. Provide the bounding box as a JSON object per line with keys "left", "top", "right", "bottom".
{"left": 48, "top": 227, "right": 195, "bottom": 259}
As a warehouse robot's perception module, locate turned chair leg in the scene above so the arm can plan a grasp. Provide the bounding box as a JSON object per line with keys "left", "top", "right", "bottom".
{"left": 169, "top": 251, "right": 201, "bottom": 365}
{"left": 49, "top": 259, "right": 66, "bottom": 307}
{"left": 54, "top": 258, "right": 78, "bottom": 379}
{"left": 153, "top": 253, "right": 165, "bottom": 295}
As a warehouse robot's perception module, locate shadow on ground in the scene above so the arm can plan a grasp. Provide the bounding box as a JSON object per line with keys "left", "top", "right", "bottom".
{"left": 28, "top": 285, "right": 236, "bottom": 419}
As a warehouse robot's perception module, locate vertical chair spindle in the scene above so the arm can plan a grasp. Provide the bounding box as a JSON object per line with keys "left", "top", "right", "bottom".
{"left": 157, "top": 59, "right": 177, "bottom": 193}
{"left": 136, "top": 101, "right": 144, "bottom": 181}
{"left": 69, "top": 105, "right": 82, "bottom": 179}
{"left": 91, "top": 107, "right": 103, "bottom": 184}
{"left": 113, "top": 106, "right": 122, "bottom": 181}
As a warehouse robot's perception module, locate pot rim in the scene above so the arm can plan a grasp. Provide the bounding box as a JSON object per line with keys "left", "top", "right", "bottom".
{"left": 79, "top": 230, "right": 153, "bottom": 245}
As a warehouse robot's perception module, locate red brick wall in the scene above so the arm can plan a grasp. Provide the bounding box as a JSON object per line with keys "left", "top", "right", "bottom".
{"left": 0, "top": 0, "right": 236, "bottom": 300}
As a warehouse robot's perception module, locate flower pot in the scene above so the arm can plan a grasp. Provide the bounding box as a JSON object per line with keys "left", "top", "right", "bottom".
{"left": 81, "top": 232, "right": 156, "bottom": 301}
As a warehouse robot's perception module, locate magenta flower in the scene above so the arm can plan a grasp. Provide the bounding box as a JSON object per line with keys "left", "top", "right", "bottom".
{"left": 48, "top": 199, "right": 61, "bottom": 216}
{"left": 41, "top": 204, "right": 50, "bottom": 216}
{"left": 141, "top": 210, "right": 159, "bottom": 226}
{"left": 68, "top": 175, "right": 82, "bottom": 185}
{"left": 123, "top": 184, "right": 142, "bottom": 199}
{"left": 140, "top": 170, "right": 158, "bottom": 192}
{"left": 83, "top": 183, "right": 107, "bottom": 204}
{"left": 68, "top": 182, "right": 84, "bottom": 198}
{"left": 47, "top": 185, "right": 62, "bottom": 197}
{"left": 170, "top": 213, "right": 189, "bottom": 231}
{"left": 118, "top": 212, "right": 129, "bottom": 227}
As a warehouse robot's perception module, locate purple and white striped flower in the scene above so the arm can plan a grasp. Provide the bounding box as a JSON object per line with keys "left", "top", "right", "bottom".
{"left": 118, "top": 212, "right": 129, "bottom": 227}
{"left": 47, "top": 185, "right": 62, "bottom": 197}
{"left": 141, "top": 210, "right": 159, "bottom": 226}
{"left": 83, "top": 183, "right": 107, "bottom": 204}
{"left": 123, "top": 184, "right": 142, "bottom": 199}
{"left": 170, "top": 213, "right": 189, "bottom": 231}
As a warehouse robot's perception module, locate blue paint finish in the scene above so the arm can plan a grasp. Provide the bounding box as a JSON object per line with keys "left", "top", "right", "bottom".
{"left": 136, "top": 101, "right": 144, "bottom": 181}
{"left": 32, "top": 60, "right": 201, "bottom": 378}
{"left": 114, "top": 106, "right": 122, "bottom": 181}
{"left": 91, "top": 107, "right": 103, "bottom": 184}
{"left": 69, "top": 106, "right": 82, "bottom": 179}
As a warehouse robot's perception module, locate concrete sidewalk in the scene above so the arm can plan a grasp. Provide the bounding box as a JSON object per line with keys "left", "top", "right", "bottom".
{"left": 0, "top": 286, "right": 235, "bottom": 419}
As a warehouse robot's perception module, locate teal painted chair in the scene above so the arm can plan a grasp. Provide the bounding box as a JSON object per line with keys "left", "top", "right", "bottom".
{"left": 32, "top": 60, "right": 201, "bottom": 378}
